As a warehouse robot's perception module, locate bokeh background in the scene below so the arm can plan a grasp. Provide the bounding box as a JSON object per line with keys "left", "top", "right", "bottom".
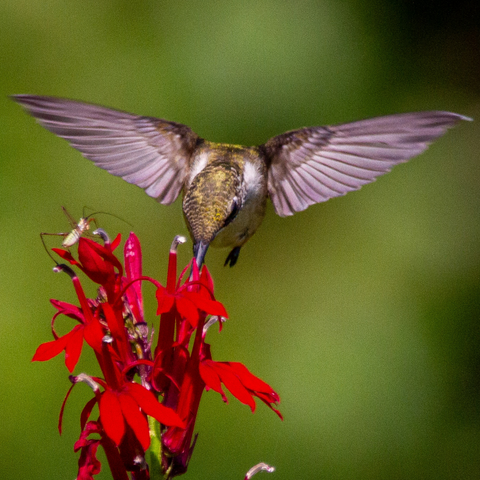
{"left": 2, "top": 1, "right": 479, "bottom": 479}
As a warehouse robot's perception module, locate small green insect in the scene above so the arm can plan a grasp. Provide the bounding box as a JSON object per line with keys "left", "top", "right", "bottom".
{"left": 40, "top": 206, "right": 129, "bottom": 262}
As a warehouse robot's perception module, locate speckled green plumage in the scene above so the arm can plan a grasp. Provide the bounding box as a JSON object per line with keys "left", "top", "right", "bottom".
{"left": 183, "top": 160, "right": 241, "bottom": 243}
{"left": 182, "top": 142, "right": 268, "bottom": 266}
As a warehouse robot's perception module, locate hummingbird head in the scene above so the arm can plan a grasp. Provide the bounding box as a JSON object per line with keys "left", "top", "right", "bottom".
{"left": 183, "top": 162, "right": 242, "bottom": 267}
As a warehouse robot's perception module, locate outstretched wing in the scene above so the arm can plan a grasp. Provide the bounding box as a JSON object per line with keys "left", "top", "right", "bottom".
{"left": 13, "top": 95, "right": 200, "bottom": 204}
{"left": 262, "top": 111, "right": 470, "bottom": 217}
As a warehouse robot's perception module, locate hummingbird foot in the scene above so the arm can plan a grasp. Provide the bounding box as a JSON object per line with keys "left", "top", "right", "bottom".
{"left": 224, "top": 246, "right": 241, "bottom": 267}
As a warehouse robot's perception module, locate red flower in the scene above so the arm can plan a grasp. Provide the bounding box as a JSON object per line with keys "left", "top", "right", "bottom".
{"left": 98, "top": 381, "right": 185, "bottom": 450}
{"left": 199, "top": 343, "right": 282, "bottom": 419}
{"left": 53, "top": 235, "right": 123, "bottom": 301}
{"left": 35, "top": 229, "right": 281, "bottom": 479}
{"left": 32, "top": 269, "right": 104, "bottom": 372}
{"left": 74, "top": 422, "right": 102, "bottom": 480}
{"left": 74, "top": 420, "right": 130, "bottom": 480}
{"left": 155, "top": 268, "right": 227, "bottom": 329}
{"left": 123, "top": 233, "right": 144, "bottom": 324}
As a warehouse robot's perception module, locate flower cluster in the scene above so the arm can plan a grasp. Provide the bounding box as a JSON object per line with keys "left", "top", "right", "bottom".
{"left": 33, "top": 231, "right": 281, "bottom": 479}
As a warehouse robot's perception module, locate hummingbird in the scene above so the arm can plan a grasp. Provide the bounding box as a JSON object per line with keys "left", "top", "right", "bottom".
{"left": 13, "top": 95, "right": 470, "bottom": 267}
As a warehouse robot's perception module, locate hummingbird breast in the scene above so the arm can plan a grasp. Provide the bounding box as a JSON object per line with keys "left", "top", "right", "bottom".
{"left": 183, "top": 143, "right": 268, "bottom": 250}
{"left": 212, "top": 158, "right": 267, "bottom": 249}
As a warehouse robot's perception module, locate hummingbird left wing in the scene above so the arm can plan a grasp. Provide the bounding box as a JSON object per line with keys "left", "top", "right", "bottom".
{"left": 12, "top": 95, "right": 200, "bottom": 205}
{"left": 262, "top": 111, "right": 470, "bottom": 217}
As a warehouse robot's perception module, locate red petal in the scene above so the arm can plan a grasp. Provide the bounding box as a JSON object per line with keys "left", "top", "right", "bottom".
{"left": 125, "top": 383, "right": 185, "bottom": 428}
{"left": 255, "top": 392, "right": 283, "bottom": 420}
{"left": 64, "top": 325, "right": 85, "bottom": 372}
{"left": 76, "top": 439, "right": 101, "bottom": 480}
{"left": 124, "top": 233, "right": 142, "bottom": 278}
{"left": 200, "top": 265, "right": 214, "bottom": 293}
{"left": 214, "top": 363, "right": 256, "bottom": 411}
{"left": 74, "top": 421, "right": 102, "bottom": 451}
{"left": 78, "top": 239, "right": 113, "bottom": 284}
{"left": 71, "top": 276, "right": 95, "bottom": 325}
{"left": 152, "top": 345, "right": 187, "bottom": 393}
{"left": 199, "top": 361, "right": 227, "bottom": 402}
{"left": 99, "top": 390, "right": 125, "bottom": 446}
{"left": 177, "top": 261, "right": 192, "bottom": 289}
{"left": 124, "top": 278, "right": 144, "bottom": 324}
{"left": 190, "top": 258, "right": 200, "bottom": 281}
{"left": 102, "top": 302, "right": 124, "bottom": 341}
{"left": 225, "top": 362, "right": 276, "bottom": 394}
{"left": 58, "top": 383, "right": 75, "bottom": 434}
{"left": 118, "top": 392, "right": 150, "bottom": 450}
{"left": 124, "top": 233, "right": 144, "bottom": 322}
{"left": 80, "top": 397, "right": 99, "bottom": 431}
{"left": 184, "top": 292, "right": 228, "bottom": 318}
{"left": 83, "top": 237, "right": 123, "bottom": 275}
{"left": 176, "top": 296, "right": 200, "bottom": 327}
{"left": 32, "top": 328, "right": 75, "bottom": 362}
{"left": 52, "top": 248, "right": 80, "bottom": 265}
{"left": 111, "top": 233, "right": 122, "bottom": 251}
{"left": 83, "top": 315, "right": 104, "bottom": 353}
{"left": 156, "top": 288, "right": 175, "bottom": 315}
{"left": 50, "top": 299, "right": 84, "bottom": 320}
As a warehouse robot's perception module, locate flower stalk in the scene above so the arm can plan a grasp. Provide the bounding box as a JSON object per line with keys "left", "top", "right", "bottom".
{"left": 33, "top": 229, "right": 281, "bottom": 479}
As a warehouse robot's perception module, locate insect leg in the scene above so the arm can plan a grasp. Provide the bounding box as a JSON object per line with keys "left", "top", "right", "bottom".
{"left": 40, "top": 232, "right": 68, "bottom": 263}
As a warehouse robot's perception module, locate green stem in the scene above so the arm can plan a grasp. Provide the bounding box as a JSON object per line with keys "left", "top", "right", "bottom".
{"left": 148, "top": 416, "right": 163, "bottom": 479}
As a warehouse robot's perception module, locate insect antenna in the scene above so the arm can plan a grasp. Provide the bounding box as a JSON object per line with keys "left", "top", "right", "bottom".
{"left": 84, "top": 210, "right": 134, "bottom": 228}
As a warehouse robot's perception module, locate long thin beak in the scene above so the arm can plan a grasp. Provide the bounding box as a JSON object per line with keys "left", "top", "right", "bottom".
{"left": 193, "top": 241, "right": 209, "bottom": 270}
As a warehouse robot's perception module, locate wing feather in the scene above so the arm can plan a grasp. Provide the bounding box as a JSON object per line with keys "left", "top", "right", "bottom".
{"left": 12, "top": 95, "right": 200, "bottom": 205}
{"left": 263, "top": 111, "right": 470, "bottom": 216}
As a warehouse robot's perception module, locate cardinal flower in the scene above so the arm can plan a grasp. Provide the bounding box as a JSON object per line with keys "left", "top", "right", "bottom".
{"left": 155, "top": 266, "right": 227, "bottom": 329}
{"left": 73, "top": 374, "right": 185, "bottom": 451}
{"left": 34, "top": 228, "right": 281, "bottom": 479}
{"left": 199, "top": 342, "right": 282, "bottom": 420}
{"left": 32, "top": 266, "right": 104, "bottom": 372}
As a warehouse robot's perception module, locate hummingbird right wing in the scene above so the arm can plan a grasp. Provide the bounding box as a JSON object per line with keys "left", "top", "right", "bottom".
{"left": 262, "top": 111, "right": 470, "bottom": 217}
{"left": 13, "top": 95, "right": 200, "bottom": 205}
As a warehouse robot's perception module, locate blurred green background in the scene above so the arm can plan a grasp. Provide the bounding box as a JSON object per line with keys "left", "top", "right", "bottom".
{"left": 2, "top": 1, "right": 479, "bottom": 479}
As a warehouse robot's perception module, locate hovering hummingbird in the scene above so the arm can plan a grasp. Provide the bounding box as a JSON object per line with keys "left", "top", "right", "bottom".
{"left": 13, "top": 95, "right": 470, "bottom": 267}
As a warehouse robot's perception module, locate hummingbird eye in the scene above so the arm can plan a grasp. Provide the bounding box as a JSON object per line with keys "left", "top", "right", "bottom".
{"left": 223, "top": 199, "right": 239, "bottom": 228}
